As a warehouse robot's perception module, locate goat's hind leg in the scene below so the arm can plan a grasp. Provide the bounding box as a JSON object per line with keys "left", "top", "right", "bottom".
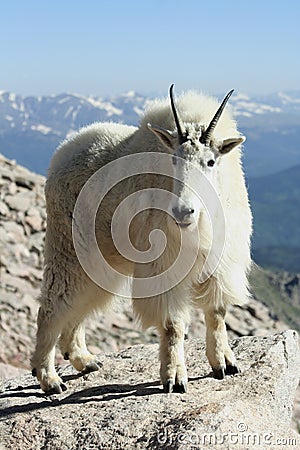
{"left": 204, "top": 306, "right": 239, "bottom": 379}
{"left": 59, "top": 321, "right": 101, "bottom": 373}
{"left": 31, "top": 306, "right": 66, "bottom": 395}
{"left": 59, "top": 284, "right": 114, "bottom": 374}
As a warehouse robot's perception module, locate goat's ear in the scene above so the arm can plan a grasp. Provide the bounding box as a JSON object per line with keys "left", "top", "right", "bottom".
{"left": 148, "top": 123, "right": 177, "bottom": 150}
{"left": 218, "top": 136, "right": 246, "bottom": 155}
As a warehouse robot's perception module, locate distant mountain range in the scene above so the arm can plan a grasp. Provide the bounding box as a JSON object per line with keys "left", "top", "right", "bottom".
{"left": 0, "top": 90, "right": 146, "bottom": 175}
{"left": 0, "top": 89, "right": 299, "bottom": 272}
{"left": 248, "top": 164, "right": 300, "bottom": 272}
{"left": 0, "top": 89, "right": 300, "bottom": 177}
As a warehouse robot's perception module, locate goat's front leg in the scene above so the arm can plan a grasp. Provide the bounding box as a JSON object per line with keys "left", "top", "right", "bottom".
{"left": 159, "top": 320, "right": 187, "bottom": 393}
{"left": 204, "top": 306, "right": 239, "bottom": 379}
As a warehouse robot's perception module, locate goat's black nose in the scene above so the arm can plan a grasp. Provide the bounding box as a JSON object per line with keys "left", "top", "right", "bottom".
{"left": 172, "top": 206, "right": 194, "bottom": 222}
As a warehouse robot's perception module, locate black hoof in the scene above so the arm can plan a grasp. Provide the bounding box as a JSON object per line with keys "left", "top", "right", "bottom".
{"left": 45, "top": 382, "right": 67, "bottom": 396}
{"left": 64, "top": 352, "right": 69, "bottom": 360}
{"left": 163, "top": 380, "right": 174, "bottom": 393}
{"left": 82, "top": 361, "right": 101, "bottom": 374}
{"left": 212, "top": 367, "right": 226, "bottom": 380}
{"left": 32, "top": 368, "right": 37, "bottom": 377}
{"left": 173, "top": 380, "right": 187, "bottom": 394}
{"left": 225, "top": 364, "right": 240, "bottom": 375}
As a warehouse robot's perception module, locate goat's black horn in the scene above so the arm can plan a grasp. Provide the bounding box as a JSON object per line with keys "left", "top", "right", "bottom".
{"left": 169, "top": 84, "right": 185, "bottom": 144}
{"left": 200, "top": 89, "right": 234, "bottom": 146}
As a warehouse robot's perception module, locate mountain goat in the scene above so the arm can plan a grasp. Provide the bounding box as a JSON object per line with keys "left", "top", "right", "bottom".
{"left": 31, "top": 85, "right": 252, "bottom": 394}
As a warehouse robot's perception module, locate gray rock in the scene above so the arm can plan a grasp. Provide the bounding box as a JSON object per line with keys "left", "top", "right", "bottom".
{"left": 293, "top": 387, "right": 300, "bottom": 432}
{"left": 0, "top": 226, "right": 8, "bottom": 243}
{"left": 5, "top": 192, "right": 33, "bottom": 213}
{"left": 2, "top": 221, "right": 26, "bottom": 244}
{"left": 14, "top": 168, "right": 45, "bottom": 189}
{"left": 25, "top": 214, "right": 43, "bottom": 232}
{"left": 0, "top": 331, "right": 299, "bottom": 450}
{"left": 0, "top": 201, "right": 9, "bottom": 216}
{"left": 26, "top": 206, "right": 42, "bottom": 217}
{"left": 7, "top": 183, "right": 17, "bottom": 196}
{"left": 0, "top": 363, "right": 26, "bottom": 381}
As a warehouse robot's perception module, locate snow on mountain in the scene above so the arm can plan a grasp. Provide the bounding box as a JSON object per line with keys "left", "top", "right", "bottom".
{"left": 0, "top": 91, "right": 146, "bottom": 137}
{"left": 1, "top": 89, "right": 299, "bottom": 138}
{"left": 0, "top": 89, "right": 300, "bottom": 176}
{"left": 232, "top": 98, "right": 281, "bottom": 117}
{"left": 30, "top": 124, "right": 57, "bottom": 135}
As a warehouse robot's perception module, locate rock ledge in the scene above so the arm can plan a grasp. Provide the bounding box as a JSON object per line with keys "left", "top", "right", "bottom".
{"left": 0, "top": 331, "right": 299, "bottom": 449}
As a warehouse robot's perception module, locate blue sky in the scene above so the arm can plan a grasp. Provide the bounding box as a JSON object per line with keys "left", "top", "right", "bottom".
{"left": 0, "top": 0, "right": 299, "bottom": 96}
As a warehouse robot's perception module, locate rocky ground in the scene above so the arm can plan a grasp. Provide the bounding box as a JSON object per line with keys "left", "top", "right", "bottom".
{"left": 0, "top": 331, "right": 299, "bottom": 449}
{"left": 0, "top": 152, "right": 299, "bottom": 435}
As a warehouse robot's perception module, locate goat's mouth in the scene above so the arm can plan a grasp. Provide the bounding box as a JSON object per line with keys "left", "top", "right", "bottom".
{"left": 170, "top": 216, "right": 193, "bottom": 229}
{"left": 177, "top": 222, "right": 192, "bottom": 229}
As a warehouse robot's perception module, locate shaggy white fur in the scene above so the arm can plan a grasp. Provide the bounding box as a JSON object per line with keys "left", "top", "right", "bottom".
{"left": 31, "top": 88, "right": 252, "bottom": 394}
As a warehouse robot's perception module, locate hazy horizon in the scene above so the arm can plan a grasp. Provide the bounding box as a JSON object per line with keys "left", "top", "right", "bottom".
{"left": 1, "top": 86, "right": 300, "bottom": 100}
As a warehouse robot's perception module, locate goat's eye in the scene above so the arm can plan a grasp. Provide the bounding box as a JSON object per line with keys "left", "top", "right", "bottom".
{"left": 207, "top": 159, "right": 215, "bottom": 167}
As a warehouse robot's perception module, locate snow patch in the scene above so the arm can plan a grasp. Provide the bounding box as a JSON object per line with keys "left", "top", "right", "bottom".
{"left": 64, "top": 106, "right": 74, "bottom": 119}
{"left": 31, "top": 124, "right": 54, "bottom": 135}
{"left": 133, "top": 106, "right": 143, "bottom": 117}
{"left": 9, "top": 93, "right": 16, "bottom": 102}
{"left": 58, "top": 96, "right": 72, "bottom": 105}
{"left": 278, "top": 92, "right": 300, "bottom": 104}
{"left": 233, "top": 93, "right": 250, "bottom": 101}
{"left": 86, "top": 97, "right": 122, "bottom": 116}
{"left": 234, "top": 101, "right": 281, "bottom": 115}
{"left": 122, "top": 90, "right": 136, "bottom": 98}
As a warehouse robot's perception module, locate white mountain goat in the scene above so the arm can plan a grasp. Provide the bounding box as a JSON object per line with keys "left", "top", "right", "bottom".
{"left": 31, "top": 85, "right": 252, "bottom": 394}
